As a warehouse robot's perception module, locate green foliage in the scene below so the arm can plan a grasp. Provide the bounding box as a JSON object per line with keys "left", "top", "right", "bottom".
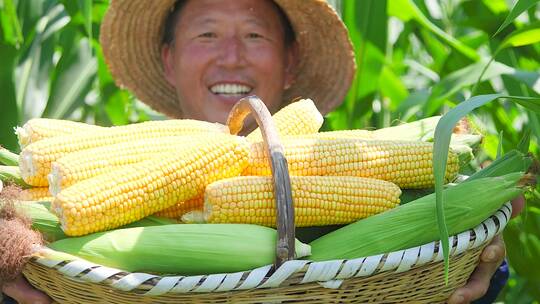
{"left": 494, "top": 0, "right": 540, "bottom": 36}
{"left": 336, "top": 0, "right": 540, "bottom": 301}
{"left": 0, "top": 0, "right": 157, "bottom": 152}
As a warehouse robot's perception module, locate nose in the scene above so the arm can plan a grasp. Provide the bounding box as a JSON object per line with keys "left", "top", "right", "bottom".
{"left": 217, "top": 36, "right": 246, "bottom": 68}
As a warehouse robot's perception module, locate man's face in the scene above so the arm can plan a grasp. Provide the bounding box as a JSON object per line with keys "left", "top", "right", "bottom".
{"left": 162, "top": 0, "right": 296, "bottom": 124}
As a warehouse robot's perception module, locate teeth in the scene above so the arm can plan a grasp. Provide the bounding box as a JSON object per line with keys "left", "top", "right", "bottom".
{"left": 210, "top": 84, "right": 251, "bottom": 95}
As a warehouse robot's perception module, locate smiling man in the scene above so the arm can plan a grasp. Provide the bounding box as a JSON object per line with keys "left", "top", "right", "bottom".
{"left": 161, "top": 0, "right": 297, "bottom": 124}
{"left": 1, "top": 1, "right": 517, "bottom": 303}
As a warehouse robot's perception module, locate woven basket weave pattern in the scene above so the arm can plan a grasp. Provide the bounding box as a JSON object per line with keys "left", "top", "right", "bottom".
{"left": 22, "top": 202, "right": 511, "bottom": 303}
{"left": 24, "top": 246, "right": 481, "bottom": 304}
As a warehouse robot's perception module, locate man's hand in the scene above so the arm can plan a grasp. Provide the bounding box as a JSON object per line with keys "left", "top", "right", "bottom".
{"left": 448, "top": 196, "right": 525, "bottom": 304}
{"left": 1, "top": 275, "right": 52, "bottom": 304}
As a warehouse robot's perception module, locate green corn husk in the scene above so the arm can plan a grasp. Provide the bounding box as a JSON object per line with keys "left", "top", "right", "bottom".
{"left": 308, "top": 172, "right": 527, "bottom": 261}
{"left": 16, "top": 201, "right": 66, "bottom": 242}
{"left": 451, "top": 144, "right": 474, "bottom": 170}
{"left": 49, "top": 224, "right": 311, "bottom": 275}
{"left": 466, "top": 150, "right": 533, "bottom": 182}
{"left": 0, "top": 148, "right": 19, "bottom": 166}
{"left": 14, "top": 201, "right": 177, "bottom": 242}
{"left": 0, "top": 165, "right": 28, "bottom": 187}
{"left": 449, "top": 134, "right": 483, "bottom": 151}
{"left": 371, "top": 116, "right": 441, "bottom": 141}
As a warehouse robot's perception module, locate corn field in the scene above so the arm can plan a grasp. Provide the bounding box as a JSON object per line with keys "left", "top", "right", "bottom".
{"left": 0, "top": 0, "right": 539, "bottom": 302}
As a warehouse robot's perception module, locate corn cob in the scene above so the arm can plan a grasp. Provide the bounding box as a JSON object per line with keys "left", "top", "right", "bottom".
{"left": 308, "top": 172, "right": 527, "bottom": 261}
{"left": 286, "top": 117, "right": 483, "bottom": 148}
{"left": 155, "top": 196, "right": 204, "bottom": 219}
{"left": 15, "top": 118, "right": 105, "bottom": 149}
{"left": 14, "top": 201, "right": 177, "bottom": 242}
{"left": 48, "top": 134, "right": 229, "bottom": 195}
{"left": 19, "top": 187, "right": 53, "bottom": 201}
{"left": 284, "top": 116, "right": 441, "bottom": 142}
{"left": 184, "top": 176, "right": 401, "bottom": 227}
{"left": 52, "top": 135, "right": 250, "bottom": 236}
{"left": 244, "top": 138, "right": 459, "bottom": 189}
{"left": 19, "top": 119, "right": 228, "bottom": 186}
{"left": 288, "top": 129, "right": 373, "bottom": 140}
{"left": 48, "top": 224, "right": 311, "bottom": 275}
{"left": 246, "top": 99, "right": 323, "bottom": 143}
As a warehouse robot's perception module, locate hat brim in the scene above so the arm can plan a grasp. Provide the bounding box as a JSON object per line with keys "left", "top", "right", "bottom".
{"left": 100, "top": 0, "right": 356, "bottom": 118}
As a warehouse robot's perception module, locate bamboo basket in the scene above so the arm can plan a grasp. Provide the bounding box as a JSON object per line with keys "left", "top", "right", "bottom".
{"left": 22, "top": 97, "right": 512, "bottom": 303}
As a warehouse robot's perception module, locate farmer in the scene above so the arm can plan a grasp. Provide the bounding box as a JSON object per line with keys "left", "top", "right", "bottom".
{"left": 1, "top": 0, "right": 522, "bottom": 303}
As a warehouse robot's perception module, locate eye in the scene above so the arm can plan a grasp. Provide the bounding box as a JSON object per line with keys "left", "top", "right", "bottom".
{"left": 198, "top": 32, "right": 217, "bottom": 38}
{"left": 246, "top": 32, "right": 263, "bottom": 39}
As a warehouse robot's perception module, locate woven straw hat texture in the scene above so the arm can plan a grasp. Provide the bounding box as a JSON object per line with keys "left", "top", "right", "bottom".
{"left": 100, "top": 0, "right": 356, "bottom": 118}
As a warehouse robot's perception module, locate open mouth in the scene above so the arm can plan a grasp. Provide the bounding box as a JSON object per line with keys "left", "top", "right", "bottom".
{"left": 209, "top": 83, "right": 253, "bottom": 97}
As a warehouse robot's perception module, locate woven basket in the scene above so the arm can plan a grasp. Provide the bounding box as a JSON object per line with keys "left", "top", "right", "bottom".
{"left": 22, "top": 97, "right": 512, "bottom": 303}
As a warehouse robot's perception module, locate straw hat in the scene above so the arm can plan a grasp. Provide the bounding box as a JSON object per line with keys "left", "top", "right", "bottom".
{"left": 100, "top": 0, "right": 356, "bottom": 118}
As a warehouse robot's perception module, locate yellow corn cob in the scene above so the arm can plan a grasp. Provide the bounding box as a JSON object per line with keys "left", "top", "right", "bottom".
{"left": 183, "top": 176, "right": 401, "bottom": 227}
{"left": 246, "top": 99, "right": 323, "bottom": 143}
{"left": 48, "top": 134, "right": 229, "bottom": 195}
{"left": 52, "top": 135, "right": 250, "bottom": 236}
{"left": 287, "top": 129, "right": 374, "bottom": 140}
{"left": 155, "top": 196, "right": 204, "bottom": 219}
{"left": 244, "top": 138, "right": 459, "bottom": 189}
{"left": 15, "top": 118, "right": 105, "bottom": 148}
{"left": 19, "top": 187, "right": 53, "bottom": 201}
{"left": 19, "top": 119, "right": 228, "bottom": 186}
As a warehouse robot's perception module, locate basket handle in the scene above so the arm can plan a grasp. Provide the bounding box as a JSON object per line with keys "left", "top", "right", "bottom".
{"left": 227, "top": 95, "right": 295, "bottom": 269}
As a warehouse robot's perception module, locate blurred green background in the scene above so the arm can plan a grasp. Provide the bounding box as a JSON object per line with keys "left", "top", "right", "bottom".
{"left": 0, "top": 0, "right": 539, "bottom": 302}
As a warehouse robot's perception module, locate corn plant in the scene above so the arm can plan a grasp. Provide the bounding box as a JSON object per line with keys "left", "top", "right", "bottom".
{"left": 333, "top": 0, "right": 540, "bottom": 302}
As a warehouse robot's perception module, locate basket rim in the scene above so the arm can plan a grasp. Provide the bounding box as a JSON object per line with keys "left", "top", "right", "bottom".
{"left": 28, "top": 202, "right": 512, "bottom": 296}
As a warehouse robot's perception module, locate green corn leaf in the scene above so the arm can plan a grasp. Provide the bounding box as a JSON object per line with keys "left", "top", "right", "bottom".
{"left": 42, "top": 37, "right": 97, "bottom": 119}
{"left": 0, "top": 42, "right": 19, "bottom": 151}
{"left": 517, "top": 128, "right": 532, "bottom": 153}
{"left": 497, "top": 131, "right": 504, "bottom": 159}
{"left": 474, "top": 23, "right": 540, "bottom": 96}
{"left": 513, "top": 97, "right": 540, "bottom": 112}
{"left": 493, "top": 0, "right": 540, "bottom": 37}
{"left": 333, "top": 0, "right": 387, "bottom": 129}
{"left": 15, "top": 4, "right": 69, "bottom": 121}
{"left": 388, "top": 0, "right": 479, "bottom": 61}
{"left": 0, "top": 0, "right": 23, "bottom": 46}
{"left": 502, "top": 28, "right": 540, "bottom": 48}
{"left": 429, "top": 61, "right": 540, "bottom": 115}
{"left": 396, "top": 89, "right": 430, "bottom": 121}
{"left": 77, "top": 0, "right": 92, "bottom": 48}
{"left": 507, "top": 70, "right": 540, "bottom": 94}
{"left": 504, "top": 197, "right": 540, "bottom": 299}
{"left": 433, "top": 94, "right": 540, "bottom": 283}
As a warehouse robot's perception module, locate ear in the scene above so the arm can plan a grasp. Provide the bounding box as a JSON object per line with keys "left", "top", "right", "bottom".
{"left": 161, "top": 44, "right": 177, "bottom": 87}
{"left": 283, "top": 42, "right": 299, "bottom": 90}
